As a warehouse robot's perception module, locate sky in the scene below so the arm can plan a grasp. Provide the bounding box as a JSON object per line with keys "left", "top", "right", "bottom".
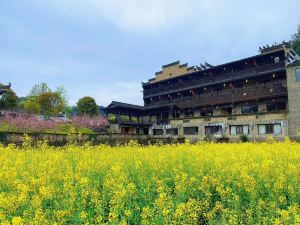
{"left": 1, "top": 0, "right": 299, "bottom": 106}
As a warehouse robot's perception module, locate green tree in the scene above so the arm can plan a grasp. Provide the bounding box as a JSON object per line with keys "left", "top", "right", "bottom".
{"left": 24, "top": 101, "right": 41, "bottom": 115}
{"left": 77, "top": 96, "right": 99, "bottom": 117}
{"left": 292, "top": 24, "right": 300, "bottom": 55}
{"left": 63, "top": 105, "right": 72, "bottom": 118}
{"left": 0, "top": 84, "right": 18, "bottom": 110}
{"left": 28, "top": 83, "right": 52, "bottom": 97}
{"left": 17, "top": 97, "right": 27, "bottom": 110}
{"left": 56, "top": 85, "right": 68, "bottom": 106}
{"left": 37, "top": 92, "right": 64, "bottom": 117}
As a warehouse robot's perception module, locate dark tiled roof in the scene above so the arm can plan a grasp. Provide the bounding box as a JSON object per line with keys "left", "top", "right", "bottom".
{"left": 107, "top": 101, "right": 145, "bottom": 110}
{"left": 162, "top": 61, "right": 180, "bottom": 68}
{"left": 142, "top": 47, "right": 286, "bottom": 86}
{"left": 107, "top": 101, "right": 178, "bottom": 111}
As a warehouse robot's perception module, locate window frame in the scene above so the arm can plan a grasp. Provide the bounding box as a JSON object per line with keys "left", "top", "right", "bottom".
{"left": 230, "top": 125, "right": 249, "bottom": 135}
{"left": 166, "top": 128, "right": 179, "bottom": 135}
{"left": 296, "top": 68, "right": 300, "bottom": 82}
{"left": 153, "top": 129, "right": 164, "bottom": 136}
{"left": 183, "top": 126, "right": 199, "bottom": 135}
{"left": 241, "top": 104, "right": 258, "bottom": 114}
{"left": 205, "top": 126, "right": 222, "bottom": 135}
{"left": 258, "top": 123, "right": 282, "bottom": 135}
{"left": 266, "top": 102, "right": 286, "bottom": 112}
{"left": 265, "top": 124, "right": 274, "bottom": 134}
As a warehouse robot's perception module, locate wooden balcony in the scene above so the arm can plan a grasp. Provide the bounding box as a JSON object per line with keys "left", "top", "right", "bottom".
{"left": 143, "top": 61, "right": 285, "bottom": 98}
{"left": 175, "top": 86, "right": 287, "bottom": 109}
{"left": 145, "top": 83, "right": 287, "bottom": 108}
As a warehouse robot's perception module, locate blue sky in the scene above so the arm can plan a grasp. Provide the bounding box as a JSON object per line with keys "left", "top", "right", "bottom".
{"left": 1, "top": 0, "right": 299, "bottom": 106}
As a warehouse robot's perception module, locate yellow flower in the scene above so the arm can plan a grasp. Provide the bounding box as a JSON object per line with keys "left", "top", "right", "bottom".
{"left": 12, "top": 217, "right": 23, "bottom": 225}
{"left": 80, "top": 211, "right": 88, "bottom": 220}
{"left": 125, "top": 209, "right": 132, "bottom": 217}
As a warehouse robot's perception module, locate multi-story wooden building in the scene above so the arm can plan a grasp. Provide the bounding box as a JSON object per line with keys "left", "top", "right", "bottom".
{"left": 106, "top": 43, "right": 300, "bottom": 140}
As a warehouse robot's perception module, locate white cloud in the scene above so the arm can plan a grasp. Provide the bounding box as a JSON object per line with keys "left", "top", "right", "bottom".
{"left": 32, "top": 0, "right": 300, "bottom": 37}
{"left": 34, "top": 0, "right": 195, "bottom": 33}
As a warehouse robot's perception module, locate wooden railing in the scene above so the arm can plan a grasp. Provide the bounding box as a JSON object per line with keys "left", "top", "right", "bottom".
{"left": 143, "top": 62, "right": 285, "bottom": 98}
{"left": 175, "top": 86, "right": 287, "bottom": 108}
{"left": 145, "top": 83, "right": 287, "bottom": 108}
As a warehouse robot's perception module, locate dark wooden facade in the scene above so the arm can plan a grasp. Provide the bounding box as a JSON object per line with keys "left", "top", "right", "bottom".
{"left": 142, "top": 51, "right": 286, "bottom": 108}
{"left": 106, "top": 45, "right": 290, "bottom": 134}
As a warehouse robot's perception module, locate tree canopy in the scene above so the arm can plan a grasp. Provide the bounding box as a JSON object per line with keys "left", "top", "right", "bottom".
{"left": 292, "top": 24, "right": 300, "bottom": 55}
{"left": 24, "top": 101, "right": 41, "bottom": 115}
{"left": 77, "top": 96, "right": 99, "bottom": 117}
{"left": 0, "top": 84, "right": 18, "bottom": 110}
{"left": 28, "top": 83, "right": 52, "bottom": 97}
{"left": 37, "top": 92, "right": 64, "bottom": 117}
{"left": 56, "top": 85, "right": 68, "bottom": 106}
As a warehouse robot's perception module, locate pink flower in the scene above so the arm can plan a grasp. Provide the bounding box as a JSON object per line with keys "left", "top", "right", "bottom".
{"left": 73, "top": 115, "right": 109, "bottom": 131}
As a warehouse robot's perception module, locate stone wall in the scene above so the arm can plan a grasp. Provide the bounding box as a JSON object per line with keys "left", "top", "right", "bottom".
{"left": 169, "top": 112, "right": 288, "bottom": 141}
{"left": 286, "top": 62, "right": 300, "bottom": 137}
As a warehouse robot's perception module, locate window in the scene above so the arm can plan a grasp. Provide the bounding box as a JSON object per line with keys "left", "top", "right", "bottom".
{"left": 130, "top": 116, "right": 138, "bottom": 123}
{"left": 121, "top": 127, "right": 134, "bottom": 134}
{"left": 166, "top": 128, "right": 178, "bottom": 135}
{"left": 241, "top": 104, "right": 258, "bottom": 114}
{"left": 143, "top": 128, "right": 149, "bottom": 135}
{"left": 184, "top": 111, "right": 194, "bottom": 118}
{"left": 172, "top": 111, "right": 180, "bottom": 119}
{"left": 296, "top": 69, "right": 300, "bottom": 82}
{"left": 153, "top": 129, "right": 163, "bottom": 136}
{"left": 183, "top": 127, "right": 199, "bottom": 135}
{"left": 266, "top": 102, "right": 286, "bottom": 112}
{"left": 120, "top": 114, "right": 129, "bottom": 122}
{"left": 108, "top": 114, "right": 117, "bottom": 123}
{"left": 141, "top": 116, "right": 150, "bottom": 124}
{"left": 201, "top": 110, "right": 213, "bottom": 116}
{"left": 258, "top": 124, "right": 282, "bottom": 134}
{"left": 205, "top": 126, "right": 222, "bottom": 135}
{"left": 221, "top": 107, "right": 232, "bottom": 115}
{"left": 230, "top": 125, "right": 249, "bottom": 135}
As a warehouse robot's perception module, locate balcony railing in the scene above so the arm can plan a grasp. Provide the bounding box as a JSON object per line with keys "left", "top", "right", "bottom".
{"left": 175, "top": 86, "right": 287, "bottom": 109}
{"left": 143, "top": 61, "right": 285, "bottom": 98}
{"left": 145, "top": 83, "right": 287, "bottom": 108}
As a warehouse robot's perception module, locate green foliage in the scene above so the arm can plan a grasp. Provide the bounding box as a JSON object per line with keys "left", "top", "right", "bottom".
{"left": 77, "top": 96, "right": 99, "bottom": 117}
{"left": 131, "top": 116, "right": 138, "bottom": 123}
{"left": 28, "top": 83, "right": 52, "bottom": 97}
{"left": 24, "top": 101, "right": 41, "bottom": 115}
{"left": 291, "top": 24, "right": 300, "bottom": 55}
{"left": 203, "top": 134, "right": 213, "bottom": 142}
{"left": 120, "top": 114, "right": 129, "bottom": 122}
{"left": 240, "top": 134, "right": 249, "bottom": 142}
{"left": 55, "top": 85, "right": 68, "bottom": 106}
{"left": 0, "top": 85, "right": 18, "bottom": 110}
{"left": 17, "top": 97, "right": 27, "bottom": 110}
{"left": 64, "top": 105, "right": 74, "bottom": 118}
{"left": 37, "top": 92, "right": 64, "bottom": 117}
{"left": 108, "top": 113, "right": 117, "bottom": 122}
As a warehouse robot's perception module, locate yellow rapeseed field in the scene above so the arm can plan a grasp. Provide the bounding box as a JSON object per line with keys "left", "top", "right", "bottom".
{"left": 0, "top": 139, "right": 300, "bottom": 225}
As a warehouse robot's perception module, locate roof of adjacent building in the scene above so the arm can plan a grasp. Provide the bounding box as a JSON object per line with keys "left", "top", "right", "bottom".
{"left": 286, "top": 58, "right": 300, "bottom": 68}
{"left": 107, "top": 101, "right": 145, "bottom": 110}
{"left": 106, "top": 101, "right": 178, "bottom": 111}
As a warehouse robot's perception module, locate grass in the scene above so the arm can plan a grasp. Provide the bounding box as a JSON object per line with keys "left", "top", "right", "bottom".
{"left": 0, "top": 121, "right": 96, "bottom": 135}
